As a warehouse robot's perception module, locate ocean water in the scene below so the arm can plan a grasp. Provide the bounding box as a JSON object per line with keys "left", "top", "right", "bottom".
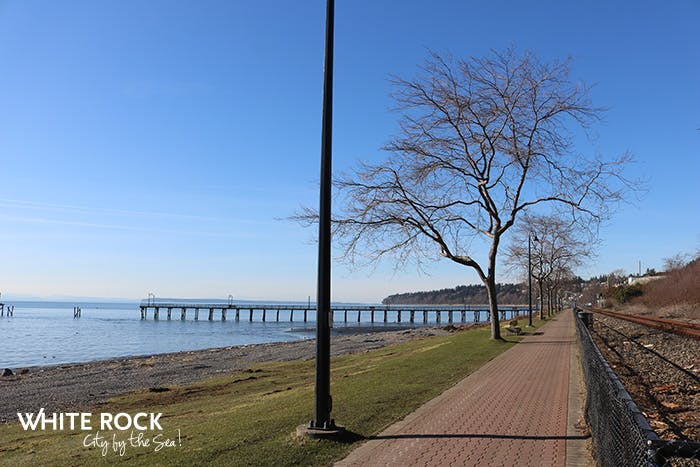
{"left": 1, "top": 300, "right": 472, "bottom": 368}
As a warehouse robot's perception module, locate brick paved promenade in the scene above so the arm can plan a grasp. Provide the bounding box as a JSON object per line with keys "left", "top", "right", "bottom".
{"left": 337, "top": 310, "right": 591, "bottom": 466}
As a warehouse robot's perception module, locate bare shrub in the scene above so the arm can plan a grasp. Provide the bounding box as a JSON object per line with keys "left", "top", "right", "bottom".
{"left": 634, "top": 258, "right": 700, "bottom": 308}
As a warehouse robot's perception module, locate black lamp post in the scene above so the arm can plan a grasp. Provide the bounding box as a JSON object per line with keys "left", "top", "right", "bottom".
{"left": 528, "top": 234, "right": 533, "bottom": 327}
{"left": 299, "top": 0, "right": 343, "bottom": 438}
{"left": 528, "top": 233, "right": 538, "bottom": 326}
{"left": 314, "top": 0, "right": 335, "bottom": 432}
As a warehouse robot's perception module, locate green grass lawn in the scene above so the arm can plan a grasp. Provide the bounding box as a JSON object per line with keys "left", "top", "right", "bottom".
{"left": 0, "top": 318, "right": 547, "bottom": 466}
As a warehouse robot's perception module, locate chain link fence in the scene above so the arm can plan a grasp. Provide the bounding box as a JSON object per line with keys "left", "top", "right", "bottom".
{"left": 573, "top": 307, "right": 700, "bottom": 466}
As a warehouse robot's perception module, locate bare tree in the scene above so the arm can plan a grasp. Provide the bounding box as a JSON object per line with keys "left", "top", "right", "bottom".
{"left": 504, "top": 214, "right": 593, "bottom": 319}
{"left": 299, "top": 48, "right": 636, "bottom": 339}
{"left": 663, "top": 253, "right": 691, "bottom": 272}
{"left": 608, "top": 269, "right": 628, "bottom": 289}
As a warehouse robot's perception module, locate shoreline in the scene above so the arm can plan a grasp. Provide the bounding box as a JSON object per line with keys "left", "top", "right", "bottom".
{"left": 0, "top": 325, "right": 465, "bottom": 423}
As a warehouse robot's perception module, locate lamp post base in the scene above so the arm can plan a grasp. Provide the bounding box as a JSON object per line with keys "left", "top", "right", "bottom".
{"left": 296, "top": 421, "right": 345, "bottom": 439}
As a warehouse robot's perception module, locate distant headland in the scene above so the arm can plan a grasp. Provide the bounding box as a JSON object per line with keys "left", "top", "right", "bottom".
{"left": 382, "top": 283, "right": 527, "bottom": 305}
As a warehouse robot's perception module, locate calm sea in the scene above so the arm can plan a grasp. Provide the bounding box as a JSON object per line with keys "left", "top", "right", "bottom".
{"left": 0, "top": 300, "right": 451, "bottom": 368}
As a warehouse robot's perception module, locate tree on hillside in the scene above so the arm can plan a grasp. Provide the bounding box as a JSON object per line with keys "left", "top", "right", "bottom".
{"left": 663, "top": 253, "right": 691, "bottom": 272}
{"left": 607, "top": 269, "right": 628, "bottom": 287}
{"left": 504, "top": 214, "right": 592, "bottom": 318}
{"left": 297, "top": 48, "right": 635, "bottom": 339}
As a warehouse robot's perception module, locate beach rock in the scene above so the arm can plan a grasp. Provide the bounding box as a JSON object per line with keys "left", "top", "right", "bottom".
{"left": 149, "top": 387, "right": 171, "bottom": 393}
{"left": 2, "top": 368, "right": 14, "bottom": 377}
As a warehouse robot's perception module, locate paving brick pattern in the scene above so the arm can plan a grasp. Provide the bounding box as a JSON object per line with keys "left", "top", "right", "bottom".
{"left": 337, "top": 311, "right": 583, "bottom": 467}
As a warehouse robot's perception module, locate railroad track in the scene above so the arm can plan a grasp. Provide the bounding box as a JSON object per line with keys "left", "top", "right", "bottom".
{"left": 580, "top": 306, "right": 700, "bottom": 340}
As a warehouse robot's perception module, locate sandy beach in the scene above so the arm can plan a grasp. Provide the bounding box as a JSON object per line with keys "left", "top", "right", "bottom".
{"left": 0, "top": 326, "right": 458, "bottom": 423}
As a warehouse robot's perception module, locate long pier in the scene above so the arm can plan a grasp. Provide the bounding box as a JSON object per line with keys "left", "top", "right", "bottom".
{"left": 0, "top": 303, "right": 14, "bottom": 317}
{"left": 139, "top": 303, "right": 531, "bottom": 325}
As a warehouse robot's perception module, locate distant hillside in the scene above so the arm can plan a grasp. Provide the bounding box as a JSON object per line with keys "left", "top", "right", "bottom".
{"left": 382, "top": 283, "right": 528, "bottom": 305}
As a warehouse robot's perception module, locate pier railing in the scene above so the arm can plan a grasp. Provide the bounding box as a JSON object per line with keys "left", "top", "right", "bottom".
{"left": 0, "top": 303, "right": 14, "bottom": 317}
{"left": 139, "top": 302, "right": 532, "bottom": 325}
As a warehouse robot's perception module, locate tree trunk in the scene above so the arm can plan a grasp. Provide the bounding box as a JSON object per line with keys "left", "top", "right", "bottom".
{"left": 538, "top": 280, "right": 544, "bottom": 320}
{"left": 486, "top": 274, "right": 501, "bottom": 340}
{"left": 487, "top": 235, "right": 502, "bottom": 340}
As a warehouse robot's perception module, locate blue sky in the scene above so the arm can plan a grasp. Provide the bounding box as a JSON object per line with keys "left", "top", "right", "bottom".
{"left": 0, "top": 1, "right": 698, "bottom": 302}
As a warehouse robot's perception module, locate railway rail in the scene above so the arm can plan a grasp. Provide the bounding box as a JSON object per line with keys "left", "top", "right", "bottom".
{"left": 581, "top": 306, "right": 700, "bottom": 340}
{"left": 593, "top": 317, "right": 700, "bottom": 383}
